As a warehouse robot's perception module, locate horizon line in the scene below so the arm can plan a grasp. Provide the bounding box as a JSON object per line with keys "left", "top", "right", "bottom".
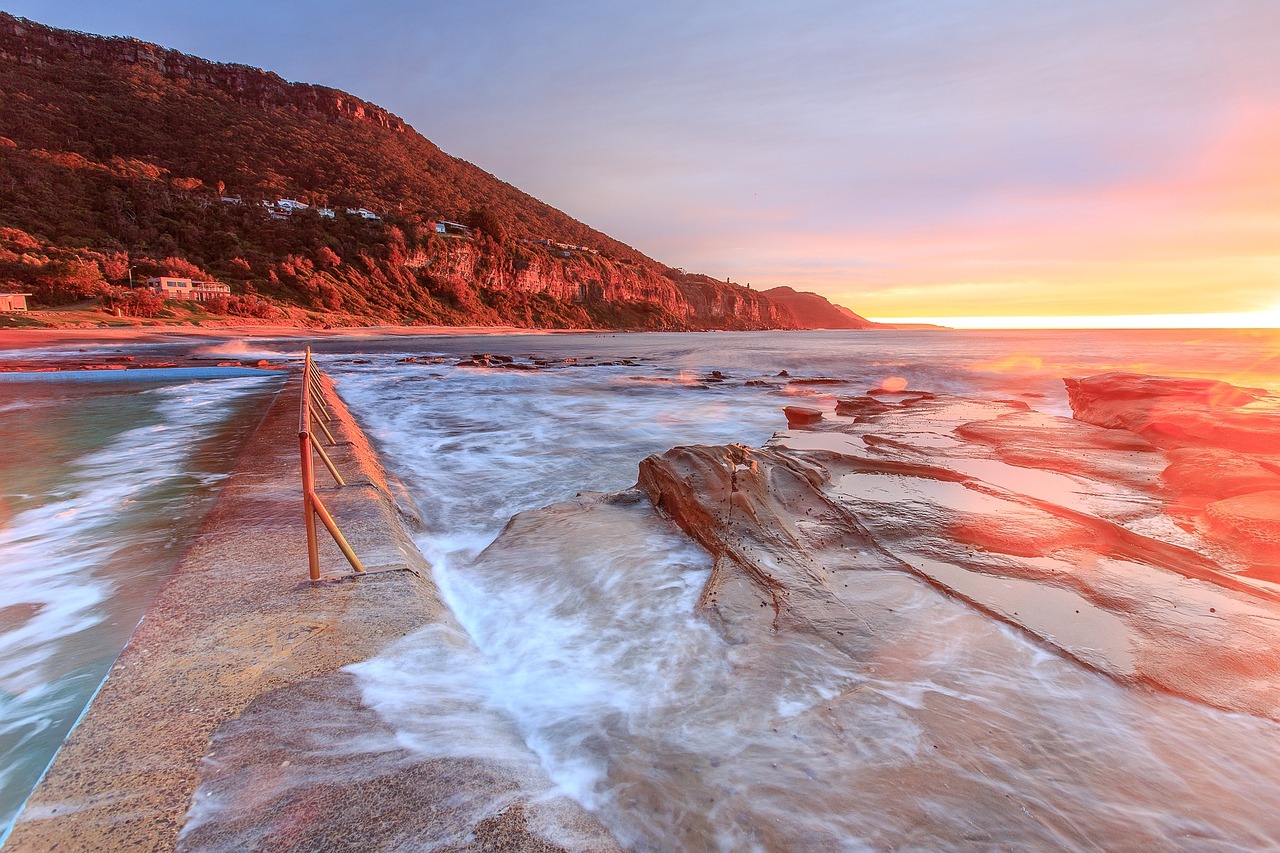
{"left": 867, "top": 311, "right": 1280, "bottom": 330}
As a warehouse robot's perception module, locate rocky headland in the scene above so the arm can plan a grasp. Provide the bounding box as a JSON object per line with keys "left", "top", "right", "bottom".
{"left": 0, "top": 11, "right": 870, "bottom": 331}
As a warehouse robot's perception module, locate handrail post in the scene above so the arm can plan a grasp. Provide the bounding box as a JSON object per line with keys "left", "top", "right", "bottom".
{"left": 311, "top": 493, "right": 366, "bottom": 573}
{"left": 298, "top": 346, "right": 365, "bottom": 579}
{"left": 311, "top": 408, "right": 338, "bottom": 445}
{"left": 300, "top": 430, "right": 321, "bottom": 581}
{"left": 309, "top": 380, "right": 331, "bottom": 420}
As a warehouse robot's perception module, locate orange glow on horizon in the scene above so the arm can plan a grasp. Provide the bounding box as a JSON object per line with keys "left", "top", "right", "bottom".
{"left": 870, "top": 309, "right": 1280, "bottom": 330}
{"left": 798, "top": 102, "right": 1280, "bottom": 322}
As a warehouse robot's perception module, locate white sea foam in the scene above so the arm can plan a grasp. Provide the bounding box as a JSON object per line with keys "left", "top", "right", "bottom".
{"left": 191, "top": 339, "right": 301, "bottom": 361}
{"left": 332, "top": 336, "right": 1280, "bottom": 850}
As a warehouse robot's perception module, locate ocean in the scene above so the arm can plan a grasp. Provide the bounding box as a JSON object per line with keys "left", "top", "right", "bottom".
{"left": 3, "top": 328, "right": 1279, "bottom": 847}
{"left": 318, "top": 328, "right": 1280, "bottom": 849}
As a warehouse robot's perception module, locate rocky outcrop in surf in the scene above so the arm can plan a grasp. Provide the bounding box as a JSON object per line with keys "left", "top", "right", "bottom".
{"left": 638, "top": 376, "right": 1280, "bottom": 720}
{"left": 1066, "top": 372, "right": 1280, "bottom": 569}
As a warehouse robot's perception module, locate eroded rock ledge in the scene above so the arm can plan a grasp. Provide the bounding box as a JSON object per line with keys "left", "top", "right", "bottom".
{"left": 638, "top": 375, "right": 1280, "bottom": 720}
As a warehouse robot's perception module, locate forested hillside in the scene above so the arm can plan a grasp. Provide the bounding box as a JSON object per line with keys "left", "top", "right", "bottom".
{"left": 0, "top": 12, "right": 858, "bottom": 329}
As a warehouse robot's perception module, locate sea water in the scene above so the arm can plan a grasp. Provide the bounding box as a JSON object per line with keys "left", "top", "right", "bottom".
{"left": 0, "top": 374, "right": 281, "bottom": 839}
{"left": 314, "top": 328, "right": 1280, "bottom": 849}
{"left": 9, "top": 329, "right": 1278, "bottom": 847}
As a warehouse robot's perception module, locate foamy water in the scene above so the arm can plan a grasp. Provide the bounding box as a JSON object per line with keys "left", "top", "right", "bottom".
{"left": 0, "top": 374, "right": 281, "bottom": 838}
{"left": 322, "top": 330, "right": 1280, "bottom": 849}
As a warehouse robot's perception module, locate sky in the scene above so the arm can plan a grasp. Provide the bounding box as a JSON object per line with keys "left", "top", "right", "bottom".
{"left": 5, "top": 0, "right": 1280, "bottom": 327}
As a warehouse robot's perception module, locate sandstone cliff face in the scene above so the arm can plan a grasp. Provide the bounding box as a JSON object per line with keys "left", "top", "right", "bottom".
{"left": 423, "top": 241, "right": 797, "bottom": 329}
{"left": 0, "top": 13, "right": 406, "bottom": 132}
{"left": 761, "top": 285, "right": 878, "bottom": 329}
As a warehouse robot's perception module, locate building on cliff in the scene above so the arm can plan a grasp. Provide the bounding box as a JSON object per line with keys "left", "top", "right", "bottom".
{"left": 144, "top": 277, "right": 231, "bottom": 302}
{"left": 435, "top": 220, "right": 474, "bottom": 237}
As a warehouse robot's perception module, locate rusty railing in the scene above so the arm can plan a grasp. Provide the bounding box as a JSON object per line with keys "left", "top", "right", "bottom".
{"left": 299, "top": 347, "right": 366, "bottom": 580}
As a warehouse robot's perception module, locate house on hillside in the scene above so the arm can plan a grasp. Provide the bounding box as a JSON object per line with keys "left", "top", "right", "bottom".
{"left": 435, "top": 220, "right": 473, "bottom": 237}
{"left": 0, "top": 292, "right": 32, "bottom": 312}
{"left": 347, "top": 207, "right": 381, "bottom": 221}
{"left": 521, "top": 238, "right": 597, "bottom": 257}
{"left": 318, "top": 207, "right": 336, "bottom": 219}
{"left": 261, "top": 199, "right": 311, "bottom": 219}
{"left": 144, "top": 277, "right": 231, "bottom": 302}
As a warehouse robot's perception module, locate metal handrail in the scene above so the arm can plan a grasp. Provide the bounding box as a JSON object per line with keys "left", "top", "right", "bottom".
{"left": 299, "top": 347, "right": 366, "bottom": 580}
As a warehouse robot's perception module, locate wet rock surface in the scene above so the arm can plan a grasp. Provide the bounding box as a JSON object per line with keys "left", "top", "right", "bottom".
{"left": 1067, "top": 372, "right": 1280, "bottom": 574}
{"left": 639, "top": 376, "right": 1280, "bottom": 720}
{"left": 425, "top": 371, "right": 1280, "bottom": 849}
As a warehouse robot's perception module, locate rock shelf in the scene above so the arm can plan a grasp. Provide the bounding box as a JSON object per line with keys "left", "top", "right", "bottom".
{"left": 639, "top": 377, "right": 1280, "bottom": 721}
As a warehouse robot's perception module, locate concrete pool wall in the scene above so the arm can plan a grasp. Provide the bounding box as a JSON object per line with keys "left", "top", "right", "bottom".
{"left": 4, "top": 370, "right": 446, "bottom": 850}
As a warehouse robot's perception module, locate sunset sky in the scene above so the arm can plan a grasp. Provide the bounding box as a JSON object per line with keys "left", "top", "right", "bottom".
{"left": 6, "top": 1, "right": 1279, "bottom": 326}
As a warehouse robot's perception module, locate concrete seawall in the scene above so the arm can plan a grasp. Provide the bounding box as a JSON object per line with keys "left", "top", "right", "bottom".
{"left": 6, "top": 371, "right": 450, "bottom": 850}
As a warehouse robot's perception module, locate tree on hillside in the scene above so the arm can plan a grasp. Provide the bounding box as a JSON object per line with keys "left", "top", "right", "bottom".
{"left": 465, "top": 206, "right": 509, "bottom": 244}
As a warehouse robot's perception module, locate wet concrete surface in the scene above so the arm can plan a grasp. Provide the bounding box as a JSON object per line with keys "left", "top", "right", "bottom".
{"left": 6, "top": 370, "right": 616, "bottom": 851}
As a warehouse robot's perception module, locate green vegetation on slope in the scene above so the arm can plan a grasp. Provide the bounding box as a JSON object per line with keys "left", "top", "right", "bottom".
{"left": 0, "top": 12, "right": 791, "bottom": 329}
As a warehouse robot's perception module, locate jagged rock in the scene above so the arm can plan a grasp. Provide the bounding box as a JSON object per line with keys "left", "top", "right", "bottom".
{"left": 1066, "top": 372, "right": 1278, "bottom": 452}
{"left": 788, "top": 377, "right": 846, "bottom": 386}
{"left": 835, "top": 396, "right": 892, "bottom": 418}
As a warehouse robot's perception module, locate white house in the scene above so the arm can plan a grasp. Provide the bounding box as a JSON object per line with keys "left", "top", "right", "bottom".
{"left": 145, "top": 277, "right": 232, "bottom": 302}
{"left": 0, "top": 292, "right": 32, "bottom": 312}
{"left": 436, "top": 220, "right": 473, "bottom": 237}
{"left": 347, "top": 208, "right": 381, "bottom": 221}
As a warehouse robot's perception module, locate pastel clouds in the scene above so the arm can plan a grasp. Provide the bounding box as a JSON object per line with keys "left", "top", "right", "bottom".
{"left": 6, "top": 0, "right": 1280, "bottom": 323}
